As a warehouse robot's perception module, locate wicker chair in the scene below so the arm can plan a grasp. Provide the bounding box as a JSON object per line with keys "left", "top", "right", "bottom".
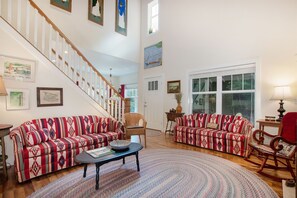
{"left": 124, "top": 113, "right": 147, "bottom": 148}
{"left": 245, "top": 112, "right": 297, "bottom": 180}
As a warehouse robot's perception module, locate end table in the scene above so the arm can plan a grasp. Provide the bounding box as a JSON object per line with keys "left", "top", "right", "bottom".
{"left": 256, "top": 119, "right": 281, "bottom": 135}
{"left": 165, "top": 112, "right": 184, "bottom": 134}
{"left": 0, "top": 124, "right": 13, "bottom": 182}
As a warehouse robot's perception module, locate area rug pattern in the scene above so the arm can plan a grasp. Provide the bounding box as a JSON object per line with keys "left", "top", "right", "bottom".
{"left": 28, "top": 149, "right": 278, "bottom": 198}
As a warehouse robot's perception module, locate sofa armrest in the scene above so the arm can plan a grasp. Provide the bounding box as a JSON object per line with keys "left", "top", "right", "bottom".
{"left": 240, "top": 118, "right": 254, "bottom": 145}
{"left": 10, "top": 128, "right": 25, "bottom": 149}
{"left": 175, "top": 117, "right": 184, "bottom": 126}
{"left": 110, "top": 119, "right": 125, "bottom": 139}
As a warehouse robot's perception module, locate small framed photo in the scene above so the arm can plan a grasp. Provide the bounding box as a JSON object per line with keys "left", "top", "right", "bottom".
{"left": 37, "top": 87, "right": 63, "bottom": 107}
{"left": 115, "top": 0, "right": 128, "bottom": 36}
{"left": 50, "top": 0, "right": 72, "bottom": 12}
{"left": 88, "top": 0, "right": 104, "bottom": 25}
{"left": 0, "top": 55, "right": 36, "bottom": 82}
{"left": 6, "top": 88, "right": 30, "bottom": 110}
{"left": 167, "top": 80, "right": 181, "bottom": 94}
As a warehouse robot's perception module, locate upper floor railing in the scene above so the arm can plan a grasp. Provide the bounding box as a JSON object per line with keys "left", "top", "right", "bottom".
{"left": 0, "top": 0, "right": 124, "bottom": 121}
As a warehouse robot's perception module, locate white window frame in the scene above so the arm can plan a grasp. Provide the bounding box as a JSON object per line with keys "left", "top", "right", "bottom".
{"left": 148, "top": 0, "right": 159, "bottom": 34}
{"left": 188, "top": 63, "right": 258, "bottom": 124}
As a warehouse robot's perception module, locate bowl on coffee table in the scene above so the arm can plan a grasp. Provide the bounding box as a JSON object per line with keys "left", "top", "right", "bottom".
{"left": 110, "top": 140, "right": 131, "bottom": 151}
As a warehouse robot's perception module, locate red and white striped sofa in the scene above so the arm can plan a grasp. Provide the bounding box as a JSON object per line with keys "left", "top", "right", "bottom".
{"left": 174, "top": 113, "right": 253, "bottom": 157}
{"left": 10, "top": 115, "right": 124, "bottom": 183}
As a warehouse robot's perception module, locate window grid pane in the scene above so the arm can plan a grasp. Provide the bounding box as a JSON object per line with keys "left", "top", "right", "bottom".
{"left": 152, "top": 4, "right": 158, "bottom": 16}
{"left": 244, "top": 73, "right": 255, "bottom": 90}
{"left": 232, "top": 74, "right": 242, "bottom": 90}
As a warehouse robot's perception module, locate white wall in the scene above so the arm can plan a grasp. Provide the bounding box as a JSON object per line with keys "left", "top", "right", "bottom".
{"left": 33, "top": 0, "right": 141, "bottom": 64}
{"left": 140, "top": 0, "right": 297, "bottom": 128}
{"left": 0, "top": 25, "right": 108, "bottom": 164}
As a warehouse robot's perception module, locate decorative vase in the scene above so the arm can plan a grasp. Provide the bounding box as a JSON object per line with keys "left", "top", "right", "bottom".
{"left": 176, "top": 103, "right": 182, "bottom": 113}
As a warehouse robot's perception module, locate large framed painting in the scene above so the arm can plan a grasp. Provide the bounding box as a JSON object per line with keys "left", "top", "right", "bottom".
{"left": 167, "top": 80, "right": 181, "bottom": 94}
{"left": 0, "top": 55, "right": 36, "bottom": 82}
{"left": 144, "top": 41, "right": 162, "bottom": 69}
{"left": 50, "top": 0, "right": 72, "bottom": 12}
{"left": 6, "top": 88, "right": 30, "bottom": 110}
{"left": 88, "top": 0, "right": 104, "bottom": 25}
{"left": 115, "top": 0, "right": 128, "bottom": 36}
{"left": 37, "top": 87, "right": 63, "bottom": 107}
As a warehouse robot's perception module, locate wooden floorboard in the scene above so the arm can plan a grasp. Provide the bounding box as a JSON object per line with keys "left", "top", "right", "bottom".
{"left": 0, "top": 129, "right": 292, "bottom": 198}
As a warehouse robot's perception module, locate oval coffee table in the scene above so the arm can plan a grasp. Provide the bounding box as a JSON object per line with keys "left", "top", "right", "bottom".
{"left": 75, "top": 142, "right": 143, "bottom": 190}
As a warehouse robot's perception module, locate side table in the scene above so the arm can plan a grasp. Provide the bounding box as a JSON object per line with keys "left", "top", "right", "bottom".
{"left": 165, "top": 112, "right": 184, "bottom": 135}
{"left": 0, "top": 124, "right": 13, "bottom": 182}
{"left": 256, "top": 119, "right": 281, "bottom": 135}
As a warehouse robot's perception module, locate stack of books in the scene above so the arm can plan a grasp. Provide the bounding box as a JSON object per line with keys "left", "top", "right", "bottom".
{"left": 86, "top": 147, "right": 114, "bottom": 158}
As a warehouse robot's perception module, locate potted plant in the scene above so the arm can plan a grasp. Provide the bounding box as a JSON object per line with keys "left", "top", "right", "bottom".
{"left": 175, "top": 93, "right": 182, "bottom": 113}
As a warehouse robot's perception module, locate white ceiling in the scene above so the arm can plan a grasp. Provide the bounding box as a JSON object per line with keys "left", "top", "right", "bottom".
{"left": 80, "top": 48, "right": 139, "bottom": 77}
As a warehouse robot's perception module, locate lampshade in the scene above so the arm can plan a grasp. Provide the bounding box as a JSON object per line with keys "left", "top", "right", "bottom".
{"left": 0, "top": 75, "right": 8, "bottom": 96}
{"left": 271, "top": 86, "right": 293, "bottom": 100}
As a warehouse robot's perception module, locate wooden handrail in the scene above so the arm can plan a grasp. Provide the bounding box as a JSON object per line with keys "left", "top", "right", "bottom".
{"left": 28, "top": 0, "right": 123, "bottom": 100}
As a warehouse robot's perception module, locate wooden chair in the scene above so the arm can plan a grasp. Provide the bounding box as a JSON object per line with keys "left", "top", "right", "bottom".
{"left": 124, "top": 113, "right": 147, "bottom": 148}
{"left": 245, "top": 112, "right": 297, "bottom": 180}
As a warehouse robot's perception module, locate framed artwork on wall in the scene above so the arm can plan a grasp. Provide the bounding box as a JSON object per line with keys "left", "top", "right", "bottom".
{"left": 50, "top": 0, "right": 72, "bottom": 12}
{"left": 88, "top": 0, "right": 104, "bottom": 25}
{"left": 167, "top": 80, "right": 181, "bottom": 94}
{"left": 6, "top": 88, "right": 30, "bottom": 110}
{"left": 144, "top": 41, "right": 162, "bottom": 69}
{"left": 37, "top": 87, "right": 63, "bottom": 107}
{"left": 0, "top": 55, "right": 36, "bottom": 82}
{"left": 115, "top": 0, "right": 128, "bottom": 36}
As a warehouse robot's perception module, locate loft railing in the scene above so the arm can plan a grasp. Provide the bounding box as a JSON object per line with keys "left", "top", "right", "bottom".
{"left": 0, "top": 0, "right": 124, "bottom": 121}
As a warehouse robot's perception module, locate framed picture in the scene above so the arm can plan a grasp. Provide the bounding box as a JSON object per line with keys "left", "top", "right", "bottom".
{"left": 0, "top": 55, "right": 36, "bottom": 82}
{"left": 88, "top": 0, "right": 104, "bottom": 25}
{"left": 115, "top": 0, "right": 128, "bottom": 36}
{"left": 144, "top": 41, "right": 162, "bottom": 69}
{"left": 50, "top": 0, "right": 72, "bottom": 12}
{"left": 167, "top": 80, "right": 181, "bottom": 94}
{"left": 37, "top": 87, "right": 63, "bottom": 107}
{"left": 6, "top": 88, "right": 30, "bottom": 110}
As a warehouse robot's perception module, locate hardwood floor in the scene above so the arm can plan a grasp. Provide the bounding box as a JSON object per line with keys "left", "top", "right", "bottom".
{"left": 0, "top": 129, "right": 292, "bottom": 198}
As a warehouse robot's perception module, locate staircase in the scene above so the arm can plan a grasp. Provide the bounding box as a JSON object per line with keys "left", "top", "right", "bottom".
{"left": 0, "top": 0, "right": 124, "bottom": 121}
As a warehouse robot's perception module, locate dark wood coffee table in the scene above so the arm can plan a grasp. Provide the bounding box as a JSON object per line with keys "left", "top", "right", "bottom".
{"left": 75, "top": 142, "right": 143, "bottom": 190}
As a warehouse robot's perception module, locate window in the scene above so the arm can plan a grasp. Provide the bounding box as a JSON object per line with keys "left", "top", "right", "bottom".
{"left": 125, "top": 86, "right": 138, "bottom": 112}
{"left": 148, "top": 80, "right": 158, "bottom": 91}
{"left": 190, "top": 65, "right": 256, "bottom": 123}
{"left": 148, "top": 0, "right": 159, "bottom": 34}
{"left": 192, "top": 77, "right": 217, "bottom": 114}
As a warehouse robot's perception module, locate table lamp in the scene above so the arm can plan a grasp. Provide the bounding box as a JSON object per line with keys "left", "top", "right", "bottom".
{"left": 0, "top": 75, "right": 7, "bottom": 96}
{"left": 271, "top": 86, "right": 292, "bottom": 121}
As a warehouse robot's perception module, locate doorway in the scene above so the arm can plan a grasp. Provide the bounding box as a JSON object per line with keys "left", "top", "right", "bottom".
{"left": 143, "top": 76, "right": 164, "bottom": 130}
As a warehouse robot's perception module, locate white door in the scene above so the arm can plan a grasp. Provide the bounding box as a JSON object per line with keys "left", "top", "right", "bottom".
{"left": 143, "top": 76, "right": 164, "bottom": 130}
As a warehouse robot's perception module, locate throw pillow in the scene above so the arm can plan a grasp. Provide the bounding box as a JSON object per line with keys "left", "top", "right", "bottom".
{"left": 228, "top": 117, "right": 245, "bottom": 133}
{"left": 206, "top": 122, "right": 218, "bottom": 129}
{"left": 25, "top": 129, "right": 49, "bottom": 147}
{"left": 278, "top": 140, "right": 296, "bottom": 157}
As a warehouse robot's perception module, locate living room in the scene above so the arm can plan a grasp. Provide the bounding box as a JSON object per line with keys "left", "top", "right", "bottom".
{"left": 0, "top": 0, "right": 296, "bottom": 197}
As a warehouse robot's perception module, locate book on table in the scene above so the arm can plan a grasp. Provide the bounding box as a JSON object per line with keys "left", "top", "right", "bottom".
{"left": 86, "top": 147, "right": 115, "bottom": 158}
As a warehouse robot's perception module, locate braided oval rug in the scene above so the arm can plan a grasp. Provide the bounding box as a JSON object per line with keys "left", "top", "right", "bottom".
{"left": 28, "top": 149, "right": 279, "bottom": 198}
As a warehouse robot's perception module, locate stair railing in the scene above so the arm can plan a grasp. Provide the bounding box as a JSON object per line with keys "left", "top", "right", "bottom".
{"left": 0, "top": 0, "right": 124, "bottom": 121}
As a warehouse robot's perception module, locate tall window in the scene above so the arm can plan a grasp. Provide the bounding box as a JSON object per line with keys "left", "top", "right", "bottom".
{"left": 125, "top": 87, "right": 138, "bottom": 112}
{"left": 190, "top": 65, "right": 255, "bottom": 123}
{"left": 148, "top": 0, "right": 159, "bottom": 34}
